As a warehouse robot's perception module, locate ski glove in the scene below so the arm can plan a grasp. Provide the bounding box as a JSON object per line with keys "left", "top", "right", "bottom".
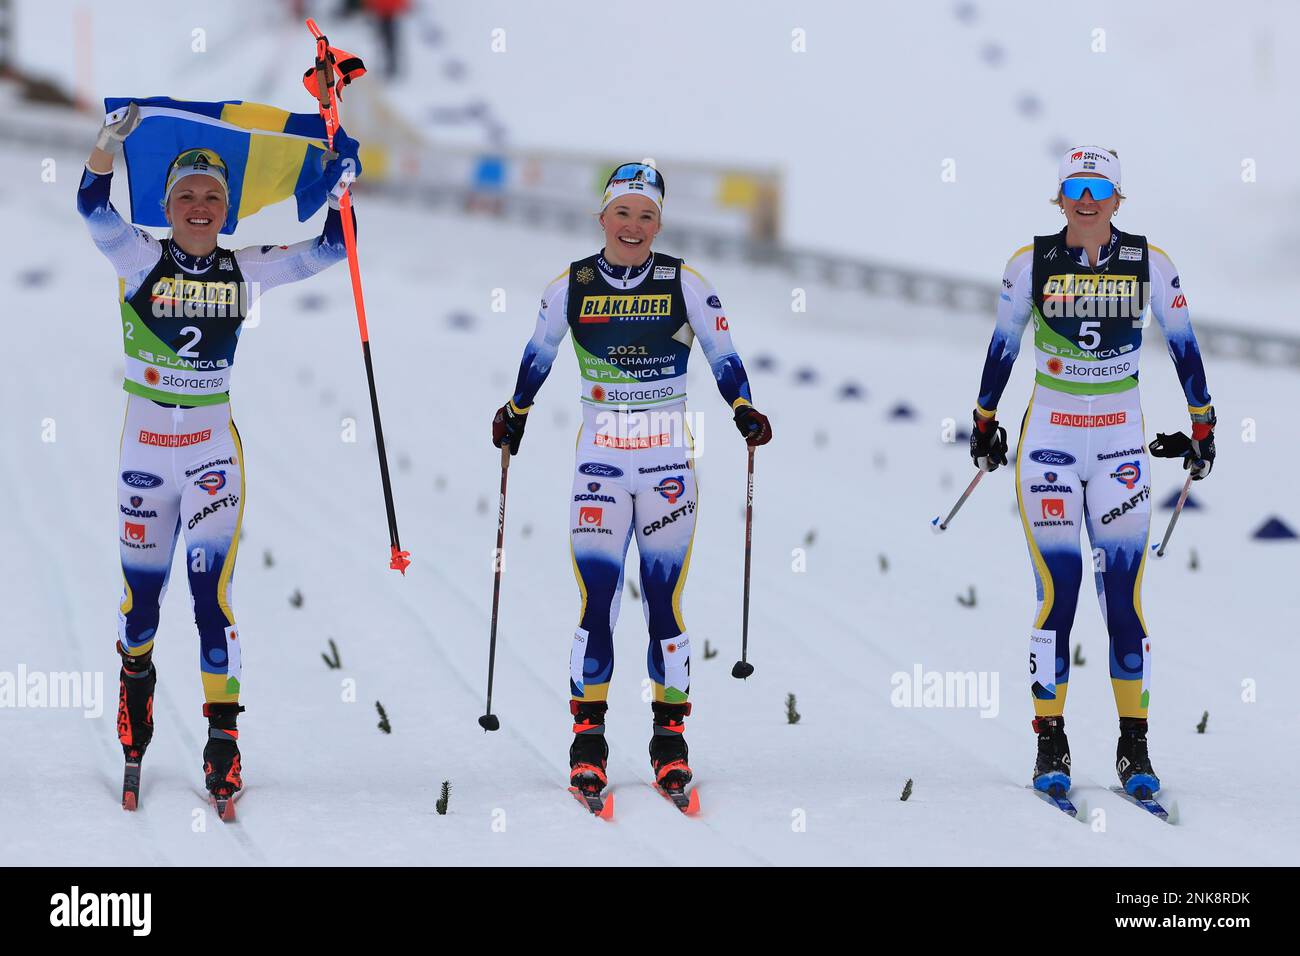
{"left": 492, "top": 402, "right": 528, "bottom": 455}
{"left": 970, "top": 410, "right": 1008, "bottom": 472}
{"left": 95, "top": 102, "right": 141, "bottom": 154}
{"left": 733, "top": 405, "right": 772, "bottom": 446}
{"left": 323, "top": 129, "right": 362, "bottom": 210}
{"left": 1150, "top": 406, "right": 1216, "bottom": 480}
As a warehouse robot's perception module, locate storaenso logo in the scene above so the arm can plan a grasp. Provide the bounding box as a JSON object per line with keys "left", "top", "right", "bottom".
{"left": 578, "top": 462, "right": 623, "bottom": 478}
{"left": 49, "top": 886, "right": 151, "bottom": 935}
{"left": 597, "top": 385, "right": 676, "bottom": 403}
{"left": 121, "top": 471, "right": 164, "bottom": 488}
{"left": 146, "top": 370, "right": 227, "bottom": 391}
{"left": 1055, "top": 360, "right": 1132, "bottom": 379}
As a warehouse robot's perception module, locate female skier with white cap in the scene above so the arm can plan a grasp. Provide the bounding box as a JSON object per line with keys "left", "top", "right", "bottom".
{"left": 79, "top": 103, "right": 356, "bottom": 816}
{"left": 491, "top": 162, "right": 772, "bottom": 813}
{"left": 969, "top": 146, "right": 1215, "bottom": 805}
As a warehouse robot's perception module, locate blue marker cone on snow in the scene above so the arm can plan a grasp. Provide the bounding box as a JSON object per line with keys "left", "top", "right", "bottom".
{"left": 1160, "top": 488, "right": 1200, "bottom": 510}
{"left": 1253, "top": 517, "right": 1297, "bottom": 541}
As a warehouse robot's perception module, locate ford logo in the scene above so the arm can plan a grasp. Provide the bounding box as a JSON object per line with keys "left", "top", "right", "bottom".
{"left": 578, "top": 462, "right": 623, "bottom": 478}
{"left": 121, "top": 471, "right": 164, "bottom": 489}
{"left": 1028, "top": 449, "right": 1076, "bottom": 466}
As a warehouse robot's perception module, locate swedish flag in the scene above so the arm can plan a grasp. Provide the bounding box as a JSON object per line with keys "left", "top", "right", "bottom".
{"left": 104, "top": 96, "right": 359, "bottom": 235}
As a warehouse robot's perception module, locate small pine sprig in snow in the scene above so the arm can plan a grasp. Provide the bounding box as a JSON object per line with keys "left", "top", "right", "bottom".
{"left": 1196, "top": 710, "right": 1208, "bottom": 734}
{"left": 900, "top": 778, "right": 913, "bottom": 801}
{"left": 321, "top": 638, "right": 341, "bottom": 670}
{"left": 376, "top": 701, "right": 392, "bottom": 734}
{"left": 436, "top": 780, "right": 451, "bottom": 815}
{"left": 785, "top": 693, "right": 801, "bottom": 725}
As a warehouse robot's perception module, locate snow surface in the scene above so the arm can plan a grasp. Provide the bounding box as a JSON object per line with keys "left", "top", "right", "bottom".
{"left": 1, "top": 131, "right": 1297, "bottom": 865}
{"left": 2, "top": 0, "right": 1298, "bottom": 865}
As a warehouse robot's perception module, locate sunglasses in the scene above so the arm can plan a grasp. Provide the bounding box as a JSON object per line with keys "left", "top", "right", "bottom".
{"left": 605, "top": 163, "right": 666, "bottom": 197}
{"left": 1061, "top": 177, "right": 1116, "bottom": 201}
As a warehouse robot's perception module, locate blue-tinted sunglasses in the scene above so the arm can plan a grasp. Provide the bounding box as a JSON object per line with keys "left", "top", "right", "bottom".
{"left": 606, "top": 162, "right": 666, "bottom": 196}
{"left": 1061, "top": 177, "right": 1116, "bottom": 201}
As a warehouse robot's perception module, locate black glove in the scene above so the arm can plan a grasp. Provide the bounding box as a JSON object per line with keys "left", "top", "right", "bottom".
{"left": 1150, "top": 407, "right": 1215, "bottom": 480}
{"left": 970, "top": 410, "right": 1008, "bottom": 472}
{"left": 733, "top": 405, "right": 772, "bottom": 446}
{"left": 492, "top": 402, "right": 528, "bottom": 455}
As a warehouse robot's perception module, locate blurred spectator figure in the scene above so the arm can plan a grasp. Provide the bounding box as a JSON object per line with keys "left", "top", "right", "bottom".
{"left": 365, "top": 0, "right": 410, "bottom": 79}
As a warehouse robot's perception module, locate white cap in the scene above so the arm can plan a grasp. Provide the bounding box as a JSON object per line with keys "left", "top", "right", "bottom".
{"left": 1058, "top": 146, "right": 1121, "bottom": 189}
{"left": 600, "top": 166, "right": 664, "bottom": 213}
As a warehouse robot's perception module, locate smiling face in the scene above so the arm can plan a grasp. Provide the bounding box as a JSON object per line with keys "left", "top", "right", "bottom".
{"left": 164, "top": 174, "right": 227, "bottom": 255}
{"left": 599, "top": 194, "right": 661, "bottom": 266}
{"left": 1059, "top": 172, "right": 1120, "bottom": 233}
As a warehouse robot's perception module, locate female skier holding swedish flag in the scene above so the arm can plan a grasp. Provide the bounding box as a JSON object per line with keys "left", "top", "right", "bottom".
{"left": 79, "top": 98, "right": 359, "bottom": 815}
{"left": 492, "top": 163, "right": 772, "bottom": 815}
{"left": 968, "top": 146, "right": 1216, "bottom": 811}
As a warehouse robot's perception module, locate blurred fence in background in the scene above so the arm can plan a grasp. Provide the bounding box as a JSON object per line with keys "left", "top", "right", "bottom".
{"left": 4, "top": 73, "right": 1298, "bottom": 370}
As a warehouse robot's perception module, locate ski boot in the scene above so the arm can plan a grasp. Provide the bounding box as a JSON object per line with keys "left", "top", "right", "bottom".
{"left": 1031, "top": 715, "right": 1071, "bottom": 796}
{"left": 116, "top": 641, "right": 156, "bottom": 811}
{"left": 1116, "top": 717, "right": 1160, "bottom": 797}
{"left": 650, "top": 701, "right": 698, "bottom": 812}
{"left": 568, "top": 701, "right": 611, "bottom": 816}
{"left": 203, "top": 702, "right": 245, "bottom": 821}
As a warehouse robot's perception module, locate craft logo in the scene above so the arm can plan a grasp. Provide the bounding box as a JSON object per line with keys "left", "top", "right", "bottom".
{"left": 1050, "top": 411, "right": 1127, "bottom": 428}
{"left": 655, "top": 476, "right": 686, "bottom": 504}
{"left": 579, "top": 507, "right": 603, "bottom": 527}
{"left": 578, "top": 294, "right": 672, "bottom": 323}
{"left": 124, "top": 522, "right": 146, "bottom": 543}
{"left": 187, "top": 494, "right": 239, "bottom": 531}
{"left": 1111, "top": 461, "right": 1141, "bottom": 489}
{"left": 139, "top": 429, "right": 212, "bottom": 448}
{"left": 1041, "top": 498, "right": 1066, "bottom": 520}
{"left": 194, "top": 470, "right": 227, "bottom": 496}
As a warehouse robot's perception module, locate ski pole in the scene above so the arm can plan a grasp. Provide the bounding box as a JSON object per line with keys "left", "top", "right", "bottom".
{"left": 732, "top": 445, "right": 756, "bottom": 680}
{"left": 305, "top": 19, "right": 410, "bottom": 575}
{"left": 480, "top": 444, "right": 511, "bottom": 730}
{"left": 1151, "top": 473, "right": 1194, "bottom": 559}
{"left": 931, "top": 470, "right": 985, "bottom": 534}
